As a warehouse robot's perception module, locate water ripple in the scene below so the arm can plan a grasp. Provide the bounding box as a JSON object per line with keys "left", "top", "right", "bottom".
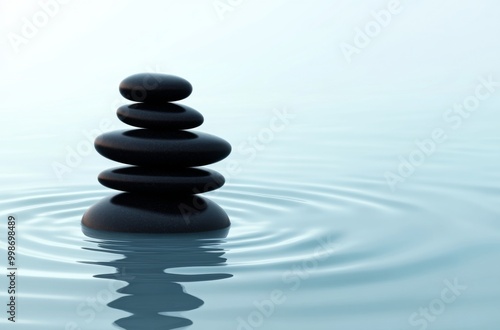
{"left": 0, "top": 165, "right": 499, "bottom": 329}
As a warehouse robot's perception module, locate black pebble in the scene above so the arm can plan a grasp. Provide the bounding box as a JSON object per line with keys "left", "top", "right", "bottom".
{"left": 98, "top": 167, "right": 225, "bottom": 194}
{"left": 119, "top": 73, "right": 192, "bottom": 103}
{"left": 82, "top": 193, "right": 230, "bottom": 233}
{"left": 95, "top": 130, "right": 231, "bottom": 167}
{"left": 117, "top": 103, "right": 204, "bottom": 130}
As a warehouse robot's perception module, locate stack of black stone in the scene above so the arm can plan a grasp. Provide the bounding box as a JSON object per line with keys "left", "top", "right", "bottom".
{"left": 82, "top": 73, "right": 231, "bottom": 233}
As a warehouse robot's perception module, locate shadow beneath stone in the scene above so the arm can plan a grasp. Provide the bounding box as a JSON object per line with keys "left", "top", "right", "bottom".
{"left": 80, "top": 226, "right": 232, "bottom": 330}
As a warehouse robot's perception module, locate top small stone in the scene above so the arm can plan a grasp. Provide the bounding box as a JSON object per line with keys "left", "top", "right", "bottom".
{"left": 119, "top": 73, "right": 193, "bottom": 103}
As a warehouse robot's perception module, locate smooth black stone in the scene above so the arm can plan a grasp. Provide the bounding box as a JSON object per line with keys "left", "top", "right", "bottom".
{"left": 95, "top": 130, "right": 231, "bottom": 167}
{"left": 98, "top": 167, "right": 225, "bottom": 194}
{"left": 81, "top": 194, "right": 230, "bottom": 233}
{"left": 117, "top": 103, "right": 203, "bottom": 129}
{"left": 119, "top": 73, "right": 192, "bottom": 103}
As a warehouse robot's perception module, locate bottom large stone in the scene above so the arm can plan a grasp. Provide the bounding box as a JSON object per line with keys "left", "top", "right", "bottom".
{"left": 82, "top": 193, "right": 230, "bottom": 233}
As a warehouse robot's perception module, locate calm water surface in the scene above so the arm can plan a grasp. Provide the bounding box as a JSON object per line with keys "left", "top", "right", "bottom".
{"left": 1, "top": 104, "right": 500, "bottom": 330}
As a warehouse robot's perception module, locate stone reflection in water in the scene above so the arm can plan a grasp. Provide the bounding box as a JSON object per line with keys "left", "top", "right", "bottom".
{"left": 81, "top": 226, "right": 232, "bottom": 330}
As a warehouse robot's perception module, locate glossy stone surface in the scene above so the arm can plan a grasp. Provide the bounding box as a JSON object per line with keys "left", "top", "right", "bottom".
{"left": 117, "top": 103, "right": 203, "bottom": 129}
{"left": 98, "top": 167, "right": 225, "bottom": 194}
{"left": 95, "top": 129, "right": 231, "bottom": 167}
{"left": 119, "top": 73, "right": 192, "bottom": 103}
{"left": 82, "top": 193, "right": 230, "bottom": 233}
